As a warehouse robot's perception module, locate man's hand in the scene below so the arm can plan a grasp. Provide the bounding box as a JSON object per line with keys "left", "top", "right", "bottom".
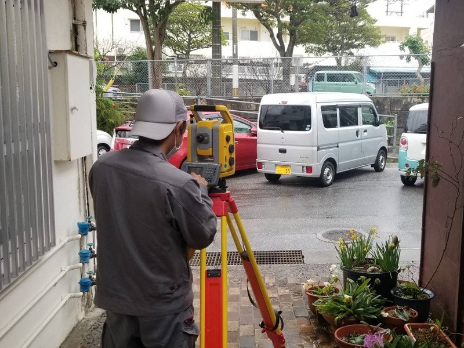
{"left": 191, "top": 172, "right": 208, "bottom": 187}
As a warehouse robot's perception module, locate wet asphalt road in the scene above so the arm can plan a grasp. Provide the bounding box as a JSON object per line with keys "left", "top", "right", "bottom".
{"left": 207, "top": 163, "right": 424, "bottom": 264}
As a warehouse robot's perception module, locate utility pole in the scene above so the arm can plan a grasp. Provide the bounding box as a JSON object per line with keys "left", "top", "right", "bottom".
{"left": 211, "top": 1, "right": 222, "bottom": 96}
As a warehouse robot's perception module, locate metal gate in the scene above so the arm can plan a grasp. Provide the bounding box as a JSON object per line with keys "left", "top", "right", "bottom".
{"left": 0, "top": 0, "right": 55, "bottom": 290}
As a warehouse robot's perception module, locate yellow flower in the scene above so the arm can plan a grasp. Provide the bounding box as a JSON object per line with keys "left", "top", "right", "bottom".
{"left": 350, "top": 233, "right": 358, "bottom": 240}
{"left": 349, "top": 228, "right": 355, "bottom": 233}
{"left": 390, "top": 243, "right": 396, "bottom": 248}
{"left": 364, "top": 247, "right": 367, "bottom": 251}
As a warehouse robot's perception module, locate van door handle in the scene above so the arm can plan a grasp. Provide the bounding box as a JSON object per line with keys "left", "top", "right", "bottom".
{"left": 356, "top": 130, "right": 360, "bottom": 137}
{"left": 279, "top": 148, "right": 287, "bottom": 154}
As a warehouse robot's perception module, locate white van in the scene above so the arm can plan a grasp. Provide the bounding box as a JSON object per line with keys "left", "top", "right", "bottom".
{"left": 398, "top": 103, "right": 428, "bottom": 186}
{"left": 256, "top": 92, "right": 388, "bottom": 186}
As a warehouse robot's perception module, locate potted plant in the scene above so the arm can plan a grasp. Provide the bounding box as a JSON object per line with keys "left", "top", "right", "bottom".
{"left": 334, "top": 323, "right": 392, "bottom": 348}
{"left": 336, "top": 228, "right": 401, "bottom": 299}
{"left": 314, "top": 278, "right": 387, "bottom": 330}
{"left": 381, "top": 306, "right": 418, "bottom": 334}
{"left": 303, "top": 264, "right": 340, "bottom": 316}
{"left": 404, "top": 323, "right": 457, "bottom": 348}
{"left": 390, "top": 282, "right": 434, "bottom": 323}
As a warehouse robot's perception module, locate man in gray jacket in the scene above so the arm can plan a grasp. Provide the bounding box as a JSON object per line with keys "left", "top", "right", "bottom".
{"left": 89, "top": 89, "right": 217, "bottom": 347}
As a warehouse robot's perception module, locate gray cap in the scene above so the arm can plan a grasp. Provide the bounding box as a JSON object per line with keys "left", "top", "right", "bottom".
{"left": 130, "top": 89, "right": 187, "bottom": 140}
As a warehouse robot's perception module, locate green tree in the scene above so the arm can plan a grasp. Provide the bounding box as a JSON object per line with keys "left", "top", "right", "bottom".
{"left": 164, "top": 2, "right": 226, "bottom": 77}
{"left": 399, "top": 35, "right": 431, "bottom": 85}
{"left": 93, "top": 0, "right": 185, "bottom": 89}
{"left": 230, "top": 0, "right": 316, "bottom": 88}
{"left": 298, "top": 0, "right": 382, "bottom": 68}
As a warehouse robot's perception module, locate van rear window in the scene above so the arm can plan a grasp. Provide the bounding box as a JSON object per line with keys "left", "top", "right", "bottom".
{"left": 259, "top": 105, "right": 311, "bottom": 131}
{"left": 405, "top": 110, "right": 428, "bottom": 133}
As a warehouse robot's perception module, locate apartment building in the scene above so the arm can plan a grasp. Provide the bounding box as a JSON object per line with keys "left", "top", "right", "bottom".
{"left": 93, "top": 0, "right": 435, "bottom": 59}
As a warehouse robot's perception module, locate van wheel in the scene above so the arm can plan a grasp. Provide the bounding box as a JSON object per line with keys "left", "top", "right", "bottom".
{"left": 373, "top": 149, "right": 387, "bottom": 172}
{"left": 401, "top": 175, "right": 417, "bottom": 186}
{"left": 320, "top": 161, "right": 335, "bottom": 187}
{"left": 265, "top": 173, "right": 281, "bottom": 183}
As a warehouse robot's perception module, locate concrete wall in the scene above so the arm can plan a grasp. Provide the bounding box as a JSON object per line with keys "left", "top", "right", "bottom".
{"left": 0, "top": 0, "right": 97, "bottom": 347}
{"left": 371, "top": 96, "right": 429, "bottom": 134}
{"left": 420, "top": 0, "right": 464, "bottom": 338}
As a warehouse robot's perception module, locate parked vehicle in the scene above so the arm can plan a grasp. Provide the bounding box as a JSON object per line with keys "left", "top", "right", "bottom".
{"left": 311, "top": 71, "right": 376, "bottom": 95}
{"left": 256, "top": 92, "right": 388, "bottom": 186}
{"left": 96, "top": 130, "right": 113, "bottom": 157}
{"left": 398, "top": 103, "right": 428, "bottom": 186}
{"left": 112, "top": 112, "right": 258, "bottom": 171}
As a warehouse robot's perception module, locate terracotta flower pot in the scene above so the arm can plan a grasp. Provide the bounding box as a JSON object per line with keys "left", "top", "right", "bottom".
{"left": 334, "top": 324, "right": 392, "bottom": 348}
{"left": 404, "top": 323, "right": 457, "bottom": 348}
{"left": 305, "top": 286, "right": 340, "bottom": 315}
{"left": 320, "top": 314, "right": 359, "bottom": 330}
{"left": 382, "top": 306, "right": 418, "bottom": 334}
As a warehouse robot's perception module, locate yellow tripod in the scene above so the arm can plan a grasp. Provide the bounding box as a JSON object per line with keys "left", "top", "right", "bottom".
{"left": 199, "top": 191, "right": 286, "bottom": 348}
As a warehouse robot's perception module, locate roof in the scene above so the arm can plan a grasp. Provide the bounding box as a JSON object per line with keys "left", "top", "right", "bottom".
{"left": 370, "top": 67, "right": 431, "bottom": 74}
{"left": 315, "top": 71, "right": 361, "bottom": 74}
{"left": 260, "top": 92, "right": 372, "bottom": 105}
{"left": 410, "top": 103, "right": 429, "bottom": 111}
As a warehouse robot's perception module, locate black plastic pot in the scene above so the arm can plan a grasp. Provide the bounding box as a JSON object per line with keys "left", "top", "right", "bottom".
{"left": 342, "top": 267, "right": 399, "bottom": 299}
{"left": 390, "top": 286, "right": 434, "bottom": 322}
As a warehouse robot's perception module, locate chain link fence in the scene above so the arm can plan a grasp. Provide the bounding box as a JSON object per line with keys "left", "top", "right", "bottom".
{"left": 98, "top": 54, "right": 431, "bottom": 99}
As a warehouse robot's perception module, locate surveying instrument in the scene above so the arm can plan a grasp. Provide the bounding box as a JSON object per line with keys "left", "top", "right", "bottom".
{"left": 181, "top": 105, "right": 286, "bottom": 347}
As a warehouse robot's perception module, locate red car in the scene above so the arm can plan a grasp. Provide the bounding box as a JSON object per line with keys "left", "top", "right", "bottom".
{"left": 112, "top": 112, "right": 257, "bottom": 171}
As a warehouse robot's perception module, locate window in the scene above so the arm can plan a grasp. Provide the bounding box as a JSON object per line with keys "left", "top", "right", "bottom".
{"left": 241, "top": 29, "right": 258, "bottom": 41}
{"left": 339, "top": 106, "right": 359, "bottom": 127}
{"left": 234, "top": 119, "right": 252, "bottom": 133}
{"left": 327, "top": 73, "right": 340, "bottom": 82}
{"left": 1, "top": 0, "right": 55, "bottom": 290}
{"left": 315, "top": 73, "right": 325, "bottom": 82}
{"left": 321, "top": 105, "right": 338, "bottom": 129}
{"left": 223, "top": 31, "right": 230, "bottom": 40}
{"left": 130, "top": 19, "right": 141, "bottom": 32}
{"left": 385, "top": 35, "right": 396, "bottom": 42}
{"left": 405, "top": 110, "right": 428, "bottom": 133}
{"left": 354, "top": 73, "right": 364, "bottom": 83}
{"left": 339, "top": 73, "right": 355, "bottom": 82}
{"left": 362, "top": 106, "right": 378, "bottom": 126}
{"left": 259, "top": 105, "right": 311, "bottom": 132}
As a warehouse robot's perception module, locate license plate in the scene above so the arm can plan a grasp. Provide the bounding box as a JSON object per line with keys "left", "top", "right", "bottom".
{"left": 276, "top": 165, "right": 291, "bottom": 175}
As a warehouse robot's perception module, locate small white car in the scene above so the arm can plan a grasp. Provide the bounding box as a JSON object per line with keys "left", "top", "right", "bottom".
{"left": 96, "top": 130, "right": 113, "bottom": 157}
{"left": 398, "top": 103, "right": 428, "bottom": 186}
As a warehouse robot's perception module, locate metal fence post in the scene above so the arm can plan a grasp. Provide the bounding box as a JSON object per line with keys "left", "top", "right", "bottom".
{"left": 393, "top": 114, "right": 398, "bottom": 154}
{"left": 174, "top": 58, "right": 178, "bottom": 89}
{"left": 270, "top": 58, "right": 274, "bottom": 94}
{"left": 148, "top": 60, "right": 152, "bottom": 90}
{"left": 207, "top": 59, "right": 211, "bottom": 97}
{"left": 363, "top": 55, "right": 368, "bottom": 95}
{"left": 296, "top": 62, "right": 300, "bottom": 93}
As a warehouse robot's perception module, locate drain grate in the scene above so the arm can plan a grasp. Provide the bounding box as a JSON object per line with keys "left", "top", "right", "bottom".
{"left": 189, "top": 250, "right": 304, "bottom": 267}
{"left": 318, "top": 229, "right": 367, "bottom": 243}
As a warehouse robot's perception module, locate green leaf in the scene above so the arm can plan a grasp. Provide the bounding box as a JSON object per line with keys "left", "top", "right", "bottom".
{"left": 395, "top": 307, "right": 410, "bottom": 321}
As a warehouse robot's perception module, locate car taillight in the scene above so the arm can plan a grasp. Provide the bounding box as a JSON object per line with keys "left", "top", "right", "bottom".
{"left": 305, "top": 166, "right": 312, "bottom": 174}
{"left": 400, "top": 136, "right": 408, "bottom": 149}
{"left": 257, "top": 162, "right": 263, "bottom": 170}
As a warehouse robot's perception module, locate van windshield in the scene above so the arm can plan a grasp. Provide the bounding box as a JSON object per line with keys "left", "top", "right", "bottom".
{"left": 259, "top": 105, "right": 311, "bottom": 132}
{"left": 405, "top": 110, "right": 428, "bottom": 133}
{"left": 354, "top": 73, "right": 363, "bottom": 83}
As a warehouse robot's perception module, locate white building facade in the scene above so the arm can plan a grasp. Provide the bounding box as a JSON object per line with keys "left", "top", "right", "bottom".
{"left": 0, "top": 0, "right": 98, "bottom": 347}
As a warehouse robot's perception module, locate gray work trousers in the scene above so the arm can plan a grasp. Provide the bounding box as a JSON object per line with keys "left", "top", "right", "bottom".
{"left": 101, "top": 305, "right": 199, "bottom": 348}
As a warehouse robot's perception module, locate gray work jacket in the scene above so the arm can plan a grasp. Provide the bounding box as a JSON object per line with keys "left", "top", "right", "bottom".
{"left": 89, "top": 141, "right": 217, "bottom": 316}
